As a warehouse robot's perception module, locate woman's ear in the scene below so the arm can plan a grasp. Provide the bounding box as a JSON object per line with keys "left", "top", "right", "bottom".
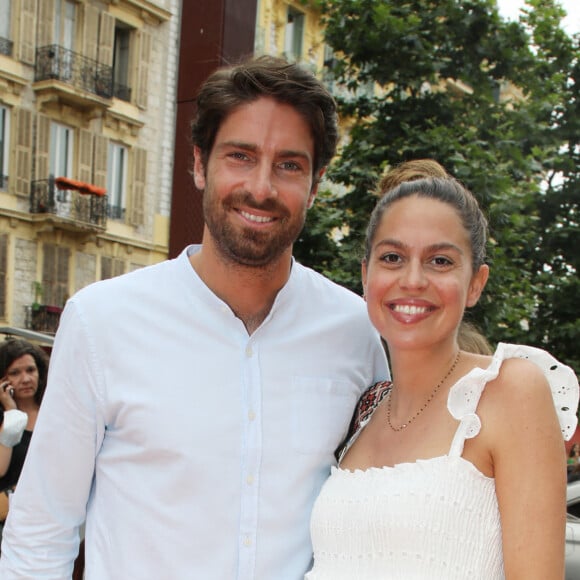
{"left": 466, "top": 264, "right": 489, "bottom": 307}
{"left": 361, "top": 259, "right": 368, "bottom": 300}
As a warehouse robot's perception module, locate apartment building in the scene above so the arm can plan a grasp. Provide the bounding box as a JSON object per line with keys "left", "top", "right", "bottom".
{"left": 0, "top": 0, "right": 181, "bottom": 338}
{"left": 254, "top": 0, "right": 325, "bottom": 68}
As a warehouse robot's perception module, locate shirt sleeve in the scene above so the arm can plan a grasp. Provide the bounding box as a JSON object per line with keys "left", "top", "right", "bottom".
{"left": 0, "top": 299, "right": 104, "bottom": 578}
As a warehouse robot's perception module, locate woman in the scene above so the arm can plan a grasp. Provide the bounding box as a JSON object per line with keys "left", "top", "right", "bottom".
{"left": 307, "top": 175, "right": 578, "bottom": 579}
{"left": 0, "top": 339, "right": 48, "bottom": 534}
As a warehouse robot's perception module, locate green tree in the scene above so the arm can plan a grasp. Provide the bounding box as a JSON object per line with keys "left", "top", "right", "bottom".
{"left": 294, "top": 0, "right": 580, "bottom": 373}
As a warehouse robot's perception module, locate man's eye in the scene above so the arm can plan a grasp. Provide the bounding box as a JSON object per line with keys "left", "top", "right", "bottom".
{"left": 228, "top": 152, "right": 249, "bottom": 161}
{"left": 279, "top": 161, "right": 301, "bottom": 171}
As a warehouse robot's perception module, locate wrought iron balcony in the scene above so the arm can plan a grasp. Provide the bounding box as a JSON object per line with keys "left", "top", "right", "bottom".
{"left": 0, "top": 37, "right": 13, "bottom": 57}
{"left": 25, "top": 304, "right": 62, "bottom": 335}
{"left": 35, "top": 45, "right": 114, "bottom": 99}
{"left": 30, "top": 177, "right": 108, "bottom": 230}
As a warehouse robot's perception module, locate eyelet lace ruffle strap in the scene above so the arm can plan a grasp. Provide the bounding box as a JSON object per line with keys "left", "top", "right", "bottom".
{"left": 447, "top": 343, "right": 579, "bottom": 455}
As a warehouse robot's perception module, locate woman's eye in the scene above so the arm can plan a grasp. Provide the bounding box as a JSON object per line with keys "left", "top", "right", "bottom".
{"left": 432, "top": 256, "right": 453, "bottom": 267}
{"left": 380, "top": 253, "right": 401, "bottom": 264}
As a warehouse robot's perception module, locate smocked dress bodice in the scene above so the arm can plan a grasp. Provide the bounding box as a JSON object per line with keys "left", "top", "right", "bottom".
{"left": 306, "top": 343, "right": 579, "bottom": 580}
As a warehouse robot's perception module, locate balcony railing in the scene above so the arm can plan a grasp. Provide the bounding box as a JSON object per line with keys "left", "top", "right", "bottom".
{"left": 25, "top": 304, "right": 62, "bottom": 335}
{"left": 0, "top": 174, "right": 7, "bottom": 191}
{"left": 30, "top": 177, "right": 107, "bottom": 229}
{"left": 0, "top": 37, "right": 13, "bottom": 57}
{"left": 35, "top": 45, "right": 114, "bottom": 99}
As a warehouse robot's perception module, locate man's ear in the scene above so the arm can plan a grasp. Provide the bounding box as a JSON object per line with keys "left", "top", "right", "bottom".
{"left": 193, "top": 146, "right": 206, "bottom": 191}
{"left": 307, "top": 167, "right": 326, "bottom": 209}
{"left": 466, "top": 264, "right": 489, "bottom": 307}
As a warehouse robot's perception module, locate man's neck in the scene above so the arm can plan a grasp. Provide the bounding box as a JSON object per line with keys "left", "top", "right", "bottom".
{"left": 189, "top": 241, "right": 293, "bottom": 335}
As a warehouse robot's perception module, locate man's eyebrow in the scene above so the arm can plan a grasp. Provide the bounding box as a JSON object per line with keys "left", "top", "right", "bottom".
{"left": 216, "top": 141, "right": 312, "bottom": 162}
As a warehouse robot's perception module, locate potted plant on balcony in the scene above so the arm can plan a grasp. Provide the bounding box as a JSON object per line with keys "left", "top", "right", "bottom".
{"left": 31, "top": 281, "right": 43, "bottom": 313}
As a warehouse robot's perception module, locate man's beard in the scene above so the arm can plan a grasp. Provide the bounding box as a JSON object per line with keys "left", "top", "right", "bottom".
{"left": 203, "top": 189, "right": 308, "bottom": 268}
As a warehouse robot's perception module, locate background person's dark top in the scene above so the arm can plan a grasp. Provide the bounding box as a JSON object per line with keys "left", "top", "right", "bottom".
{"left": 0, "top": 430, "right": 32, "bottom": 492}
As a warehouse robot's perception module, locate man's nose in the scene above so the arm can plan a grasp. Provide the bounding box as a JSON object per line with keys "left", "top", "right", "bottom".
{"left": 247, "top": 163, "right": 277, "bottom": 202}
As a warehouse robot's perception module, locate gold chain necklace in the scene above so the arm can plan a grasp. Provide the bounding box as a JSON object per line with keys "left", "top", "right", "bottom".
{"left": 386, "top": 351, "right": 461, "bottom": 432}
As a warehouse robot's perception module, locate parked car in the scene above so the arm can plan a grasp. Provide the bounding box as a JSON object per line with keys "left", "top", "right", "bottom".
{"left": 567, "top": 480, "right": 580, "bottom": 579}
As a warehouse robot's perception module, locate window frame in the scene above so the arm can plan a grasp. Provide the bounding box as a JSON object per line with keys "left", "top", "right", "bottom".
{"left": 0, "top": 105, "right": 10, "bottom": 191}
{"left": 107, "top": 141, "right": 128, "bottom": 220}
{"left": 49, "top": 121, "right": 74, "bottom": 179}
{"left": 284, "top": 6, "right": 305, "bottom": 62}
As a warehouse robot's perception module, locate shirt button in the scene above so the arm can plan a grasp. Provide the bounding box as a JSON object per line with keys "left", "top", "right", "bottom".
{"left": 243, "top": 536, "right": 252, "bottom": 547}
{"left": 246, "top": 475, "right": 254, "bottom": 485}
{"left": 248, "top": 410, "right": 256, "bottom": 421}
{"left": 245, "top": 346, "right": 253, "bottom": 357}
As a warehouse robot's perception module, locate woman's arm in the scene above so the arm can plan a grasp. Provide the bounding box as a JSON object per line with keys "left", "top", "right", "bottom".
{"left": 488, "top": 358, "right": 566, "bottom": 580}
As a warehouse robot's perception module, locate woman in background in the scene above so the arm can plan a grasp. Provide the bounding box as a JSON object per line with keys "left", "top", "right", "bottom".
{"left": 0, "top": 339, "right": 48, "bottom": 538}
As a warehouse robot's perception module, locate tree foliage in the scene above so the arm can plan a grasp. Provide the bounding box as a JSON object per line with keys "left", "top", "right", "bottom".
{"left": 294, "top": 0, "right": 580, "bottom": 374}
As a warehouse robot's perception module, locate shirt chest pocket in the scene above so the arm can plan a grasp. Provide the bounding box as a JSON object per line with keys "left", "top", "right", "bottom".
{"left": 290, "top": 377, "right": 360, "bottom": 455}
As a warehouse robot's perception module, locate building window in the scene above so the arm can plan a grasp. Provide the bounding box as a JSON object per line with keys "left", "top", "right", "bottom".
{"left": 0, "top": 0, "right": 11, "bottom": 56}
{"left": 0, "top": 106, "right": 9, "bottom": 190}
{"left": 50, "top": 122, "right": 73, "bottom": 178}
{"left": 54, "top": 0, "right": 76, "bottom": 49}
{"left": 54, "top": 0, "right": 76, "bottom": 78}
{"left": 101, "top": 256, "right": 125, "bottom": 280}
{"left": 113, "top": 24, "right": 132, "bottom": 101}
{"left": 284, "top": 7, "right": 304, "bottom": 61}
{"left": 107, "top": 142, "right": 127, "bottom": 220}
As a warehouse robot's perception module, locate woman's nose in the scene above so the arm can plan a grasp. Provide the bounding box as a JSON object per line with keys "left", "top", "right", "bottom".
{"left": 400, "top": 260, "right": 428, "bottom": 290}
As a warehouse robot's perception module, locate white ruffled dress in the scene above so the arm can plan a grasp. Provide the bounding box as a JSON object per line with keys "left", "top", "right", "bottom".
{"left": 306, "top": 343, "right": 579, "bottom": 580}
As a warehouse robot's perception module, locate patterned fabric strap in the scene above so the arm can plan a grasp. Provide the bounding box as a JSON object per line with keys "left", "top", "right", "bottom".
{"left": 350, "top": 380, "right": 392, "bottom": 437}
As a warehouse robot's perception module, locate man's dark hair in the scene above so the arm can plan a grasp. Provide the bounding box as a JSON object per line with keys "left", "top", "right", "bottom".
{"left": 191, "top": 55, "right": 339, "bottom": 181}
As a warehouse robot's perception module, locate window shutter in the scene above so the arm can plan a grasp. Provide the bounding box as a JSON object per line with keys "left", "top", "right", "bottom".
{"left": 13, "top": 108, "right": 32, "bottom": 196}
{"left": 42, "top": 243, "right": 70, "bottom": 307}
{"left": 35, "top": 114, "right": 50, "bottom": 181}
{"left": 56, "top": 246, "right": 70, "bottom": 306}
{"left": 42, "top": 243, "right": 56, "bottom": 305}
{"left": 0, "top": 234, "right": 7, "bottom": 319}
{"left": 129, "top": 147, "right": 146, "bottom": 226}
{"left": 37, "top": 0, "right": 55, "bottom": 49}
{"left": 114, "top": 258, "right": 125, "bottom": 277}
{"left": 98, "top": 12, "right": 115, "bottom": 67}
{"left": 93, "top": 134, "right": 108, "bottom": 189}
{"left": 82, "top": 4, "right": 100, "bottom": 62}
{"left": 16, "top": 0, "right": 36, "bottom": 65}
{"left": 78, "top": 129, "right": 93, "bottom": 183}
{"left": 136, "top": 30, "right": 151, "bottom": 109}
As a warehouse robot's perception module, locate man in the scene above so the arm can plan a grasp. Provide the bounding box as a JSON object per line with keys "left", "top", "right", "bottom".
{"left": 0, "top": 56, "right": 388, "bottom": 579}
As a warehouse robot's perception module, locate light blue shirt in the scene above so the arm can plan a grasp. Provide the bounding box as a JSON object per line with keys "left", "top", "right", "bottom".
{"left": 0, "top": 246, "right": 388, "bottom": 579}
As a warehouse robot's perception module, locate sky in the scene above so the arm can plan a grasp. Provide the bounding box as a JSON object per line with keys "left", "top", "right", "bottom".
{"left": 497, "top": 0, "right": 579, "bottom": 34}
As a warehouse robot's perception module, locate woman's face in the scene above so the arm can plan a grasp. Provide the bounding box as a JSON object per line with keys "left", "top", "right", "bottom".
{"left": 362, "top": 195, "right": 489, "bottom": 353}
{"left": 4, "top": 354, "right": 39, "bottom": 403}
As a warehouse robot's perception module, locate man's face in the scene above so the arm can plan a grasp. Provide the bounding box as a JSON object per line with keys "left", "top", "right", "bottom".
{"left": 194, "top": 97, "right": 320, "bottom": 268}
